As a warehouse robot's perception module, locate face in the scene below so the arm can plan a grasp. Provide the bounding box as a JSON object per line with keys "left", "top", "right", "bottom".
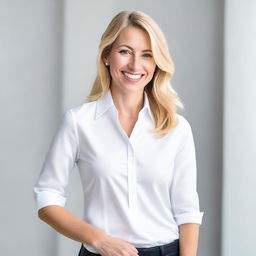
{"left": 104, "top": 26, "right": 156, "bottom": 94}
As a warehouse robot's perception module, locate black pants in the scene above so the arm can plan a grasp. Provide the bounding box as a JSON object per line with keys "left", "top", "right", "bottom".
{"left": 78, "top": 239, "right": 179, "bottom": 256}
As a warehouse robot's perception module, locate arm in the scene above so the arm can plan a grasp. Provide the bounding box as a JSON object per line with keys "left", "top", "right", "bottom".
{"left": 170, "top": 117, "right": 204, "bottom": 255}
{"left": 179, "top": 223, "right": 199, "bottom": 256}
{"left": 38, "top": 205, "right": 138, "bottom": 255}
{"left": 38, "top": 205, "right": 107, "bottom": 246}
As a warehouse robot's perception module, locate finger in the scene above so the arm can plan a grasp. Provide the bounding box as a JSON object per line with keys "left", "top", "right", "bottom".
{"left": 121, "top": 241, "right": 138, "bottom": 253}
{"left": 126, "top": 245, "right": 139, "bottom": 254}
{"left": 124, "top": 247, "right": 139, "bottom": 256}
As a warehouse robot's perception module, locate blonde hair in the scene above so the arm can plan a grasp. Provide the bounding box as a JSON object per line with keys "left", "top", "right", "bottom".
{"left": 87, "top": 10, "right": 184, "bottom": 138}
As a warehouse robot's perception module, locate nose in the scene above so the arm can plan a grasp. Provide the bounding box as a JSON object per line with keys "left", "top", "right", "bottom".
{"left": 127, "top": 54, "right": 142, "bottom": 72}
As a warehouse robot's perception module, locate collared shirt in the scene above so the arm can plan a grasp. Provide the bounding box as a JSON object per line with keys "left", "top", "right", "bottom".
{"left": 33, "top": 89, "right": 204, "bottom": 253}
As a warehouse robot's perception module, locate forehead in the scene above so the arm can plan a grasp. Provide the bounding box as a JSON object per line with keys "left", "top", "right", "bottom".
{"left": 113, "top": 26, "right": 152, "bottom": 49}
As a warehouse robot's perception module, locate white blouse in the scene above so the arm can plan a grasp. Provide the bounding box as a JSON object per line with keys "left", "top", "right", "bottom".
{"left": 33, "top": 89, "right": 204, "bottom": 253}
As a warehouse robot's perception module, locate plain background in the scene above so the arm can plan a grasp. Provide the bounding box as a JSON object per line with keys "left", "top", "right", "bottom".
{"left": 0, "top": 0, "right": 255, "bottom": 255}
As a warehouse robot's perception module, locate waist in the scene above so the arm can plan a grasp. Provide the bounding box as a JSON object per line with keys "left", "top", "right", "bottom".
{"left": 136, "top": 239, "right": 179, "bottom": 255}
{"left": 80, "top": 239, "right": 179, "bottom": 256}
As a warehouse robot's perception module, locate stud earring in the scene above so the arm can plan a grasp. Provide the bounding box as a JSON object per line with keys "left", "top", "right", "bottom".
{"left": 105, "top": 63, "right": 109, "bottom": 66}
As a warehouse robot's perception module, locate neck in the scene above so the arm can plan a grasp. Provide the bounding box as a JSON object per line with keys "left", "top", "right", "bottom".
{"left": 110, "top": 87, "right": 144, "bottom": 118}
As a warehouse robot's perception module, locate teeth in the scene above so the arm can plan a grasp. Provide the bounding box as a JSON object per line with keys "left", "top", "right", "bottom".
{"left": 123, "top": 72, "right": 142, "bottom": 79}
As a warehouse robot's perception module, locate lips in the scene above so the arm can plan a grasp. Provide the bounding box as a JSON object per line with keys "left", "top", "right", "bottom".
{"left": 122, "top": 71, "right": 144, "bottom": 81}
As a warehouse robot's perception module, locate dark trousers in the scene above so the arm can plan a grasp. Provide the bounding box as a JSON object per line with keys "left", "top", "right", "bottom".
{"left": 78, "top": 239, "right": 179, "bottom": 256}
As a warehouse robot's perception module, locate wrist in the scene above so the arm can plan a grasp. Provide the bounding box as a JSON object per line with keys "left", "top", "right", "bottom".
{"left": 91, "top": 231, "right": 109, "bottom": 248}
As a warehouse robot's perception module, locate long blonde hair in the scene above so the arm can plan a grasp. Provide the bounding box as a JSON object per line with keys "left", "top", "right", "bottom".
{"left": 87, "top": 10, "right": 184, "bottom": 138}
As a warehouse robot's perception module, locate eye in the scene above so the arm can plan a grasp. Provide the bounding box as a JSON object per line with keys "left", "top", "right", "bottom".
{"left": 119, "top": 49, "right": 131, "bottom": 55}
{"left": 143, "top": 53, "right": 153, "bottom": 58}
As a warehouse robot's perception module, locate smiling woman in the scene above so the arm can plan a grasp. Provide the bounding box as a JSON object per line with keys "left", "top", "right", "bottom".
{"left": 33, "top": 10, "right": 204, "bottom": 256}
{"left": 88, "top": 11, "right": 184, "bottom": 138}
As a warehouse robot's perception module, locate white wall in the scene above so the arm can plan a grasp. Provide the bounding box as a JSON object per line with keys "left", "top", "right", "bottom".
{"left": 222, "top": 1, "right": 256, "bottom": 255}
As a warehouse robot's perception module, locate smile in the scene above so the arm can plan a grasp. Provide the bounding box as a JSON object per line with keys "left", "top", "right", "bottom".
{"left": 122, "top": 71, "right": 144, "bottom": 82}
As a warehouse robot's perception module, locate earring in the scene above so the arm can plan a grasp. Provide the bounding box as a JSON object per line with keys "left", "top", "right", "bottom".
{"left": 105, "top": 63, "right": 109, "bottom": 66}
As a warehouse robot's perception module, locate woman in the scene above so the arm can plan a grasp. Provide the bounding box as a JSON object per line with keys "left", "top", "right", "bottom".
{"left": 33, "top": 10, "right": 204, "bottom": 256}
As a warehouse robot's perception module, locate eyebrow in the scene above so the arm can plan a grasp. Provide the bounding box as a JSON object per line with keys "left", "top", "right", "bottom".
{"left": 118, "top": 44, "right": 152, "bottom": 52}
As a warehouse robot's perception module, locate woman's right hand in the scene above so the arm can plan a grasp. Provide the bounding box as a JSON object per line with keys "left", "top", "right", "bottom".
{"left": 92, "top": 234, "right": 139, "bottom": 256}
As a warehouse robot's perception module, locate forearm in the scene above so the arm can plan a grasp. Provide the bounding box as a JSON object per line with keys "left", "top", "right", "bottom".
{"left": 38, "top": 205, "right": 107, "bottom": 247}
{"left": 178, "top": 223, "right": 199, "bottom": 256}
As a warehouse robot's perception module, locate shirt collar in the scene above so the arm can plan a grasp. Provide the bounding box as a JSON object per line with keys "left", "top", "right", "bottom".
{"left": 94, "top": 90, "right": 153, "bottom": 121}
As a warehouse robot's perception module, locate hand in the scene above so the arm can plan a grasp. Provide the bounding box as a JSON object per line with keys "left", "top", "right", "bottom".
{"left": 92, "top": 234, "right": 139, "bottom": 256}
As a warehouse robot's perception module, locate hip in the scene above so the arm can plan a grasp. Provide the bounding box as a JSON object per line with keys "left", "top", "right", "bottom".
{"left": 78, "top": 239, "right": 179, "bottom": 256}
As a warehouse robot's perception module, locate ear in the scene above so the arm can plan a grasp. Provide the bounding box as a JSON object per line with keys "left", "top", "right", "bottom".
{"left": 103, "top": 56, "right": 109, "bottom": 64}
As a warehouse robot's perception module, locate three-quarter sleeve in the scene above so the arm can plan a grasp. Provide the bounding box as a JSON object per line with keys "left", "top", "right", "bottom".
{"left": 33, "top": 109, "right": 79, "bottom": 211}
{"left": 170, "top": 119, "right": 204, "bottom": 226}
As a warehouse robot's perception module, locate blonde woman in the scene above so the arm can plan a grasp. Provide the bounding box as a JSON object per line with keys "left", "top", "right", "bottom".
{"left": 33, "top": 10, "right": 204, "bottom": 256}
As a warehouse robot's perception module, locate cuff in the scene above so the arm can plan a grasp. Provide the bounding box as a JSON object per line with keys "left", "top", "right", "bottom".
{"left": 33, "top": 189, "right": 66, "bottom": 211}
{"left": 174, "top": 211, "right": 204, "bottom": 226}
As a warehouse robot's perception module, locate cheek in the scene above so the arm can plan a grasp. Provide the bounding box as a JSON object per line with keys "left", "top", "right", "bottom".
{"left": 109, "top": 62, "right": 123, "bottom": 79}
{"left": 111, "top": 54, "right": 127, "bottom": 68}
{"left": 146, "top": 63, "right": 156, "bottom": 74}
{"left": 146, "top": 63, "right": 156, "bottom": 76}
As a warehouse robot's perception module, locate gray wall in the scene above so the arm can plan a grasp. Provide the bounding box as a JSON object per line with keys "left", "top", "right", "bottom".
{"left": 0, "top": 0, "right": 63, "bottom": 255}
{"left": 0, "top": 1, "right": 226, "bottom": 255}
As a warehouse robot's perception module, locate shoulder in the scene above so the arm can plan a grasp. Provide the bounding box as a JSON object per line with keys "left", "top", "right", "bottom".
{"left": 64, "top": 101, "right": 97, "bottom": 123}
{"left": 175, "top": 113, "right": 193, "bottom": 134}
{"left": 172, "top": 113, "right": 195, "bottom": 148}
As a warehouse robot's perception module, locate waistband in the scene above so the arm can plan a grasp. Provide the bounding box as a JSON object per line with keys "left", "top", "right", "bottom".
{"left": 79, "top": 239, "right": 179, "bottom": 256}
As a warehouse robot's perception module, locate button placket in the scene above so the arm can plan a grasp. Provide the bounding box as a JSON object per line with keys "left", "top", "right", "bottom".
{"left": 111, "top": 108, "right": 145, "bottom": 209}
{"left": 127, "top": 142, "right": 137, "bottom": 209}
{"left": 127, "top": 111, "right": 146, "bottom": 209}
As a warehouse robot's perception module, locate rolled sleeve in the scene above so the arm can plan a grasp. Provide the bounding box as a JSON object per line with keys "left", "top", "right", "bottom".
{"left": 33, "top": 109, "right": 79, "bottom": 211}
{"left": 170, "top": 118, "right": 204, "bottom": 226}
